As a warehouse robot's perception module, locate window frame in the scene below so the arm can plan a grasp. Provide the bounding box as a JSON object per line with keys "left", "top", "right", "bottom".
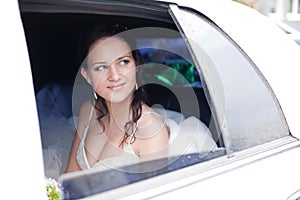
{"left": 19, "top": 0, "right": 173, "bottom": 22}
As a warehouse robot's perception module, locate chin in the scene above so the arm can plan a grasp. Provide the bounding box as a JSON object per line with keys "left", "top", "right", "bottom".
{"left": 106, "top": 94, "right": 134, "bottom": 104}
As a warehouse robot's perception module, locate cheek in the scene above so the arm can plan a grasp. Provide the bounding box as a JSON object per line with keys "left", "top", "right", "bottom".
{"left": 90, "top": 73, "right": 105, "bottom": 88}
{"left": 125, "top": 67, "right": 137, "bottom": 80}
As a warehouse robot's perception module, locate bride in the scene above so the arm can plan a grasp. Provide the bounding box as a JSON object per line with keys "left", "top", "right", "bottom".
{"left": 65, "top": 25, "right": 169, "bottom": 173}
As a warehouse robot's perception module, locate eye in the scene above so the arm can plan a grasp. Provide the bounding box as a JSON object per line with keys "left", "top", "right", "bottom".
{"left": 95, "top": 65, "right": 107, "bottom": 71}
{"left": 119, "top": 59, "right": 130, "bottom": 66}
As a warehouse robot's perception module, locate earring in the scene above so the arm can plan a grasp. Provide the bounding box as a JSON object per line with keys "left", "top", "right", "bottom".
{"left": 93, "top": 91, "right": 98, "bottom": 100}
{"left": 135, "top": 83, "right": 138, "bottom": 91}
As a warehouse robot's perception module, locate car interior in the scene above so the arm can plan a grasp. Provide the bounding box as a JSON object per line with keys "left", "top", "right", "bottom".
{"left": 19, "top": 1, "right": 225, "bottom": 196}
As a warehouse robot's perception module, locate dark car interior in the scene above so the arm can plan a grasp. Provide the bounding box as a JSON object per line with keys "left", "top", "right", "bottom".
{"left": 21, "top": 11, "right": 216, "bottom": 127}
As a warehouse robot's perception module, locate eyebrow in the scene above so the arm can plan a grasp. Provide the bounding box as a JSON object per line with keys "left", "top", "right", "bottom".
{"left": 91, "top": 53, "right": 133, "bottom": 67}
{"left": 91, "top": 62, "right": 107, "bottom": 68}
{"left": 116, "top": 54, "right": 133, "bottom": 61}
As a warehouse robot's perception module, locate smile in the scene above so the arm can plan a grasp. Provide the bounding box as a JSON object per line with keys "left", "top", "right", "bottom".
{"left": 107, "top": 83, "right": 126, "bottom": 90}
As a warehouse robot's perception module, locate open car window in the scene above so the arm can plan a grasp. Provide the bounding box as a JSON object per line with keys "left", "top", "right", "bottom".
{"left": 19, "top": 0, "right": 290, "bottom": 199}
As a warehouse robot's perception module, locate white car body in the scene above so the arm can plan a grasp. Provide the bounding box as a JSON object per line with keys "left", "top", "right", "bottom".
{"left": 1, "top": 0, "right": 300, "bottom": 199}
{"left": 273, "top": 20, "right": 300, "bottom": 45}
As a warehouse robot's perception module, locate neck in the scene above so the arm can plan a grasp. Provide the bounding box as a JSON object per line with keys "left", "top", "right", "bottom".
{"left": 106, "top": 96, "right": 133, "bottom": 129}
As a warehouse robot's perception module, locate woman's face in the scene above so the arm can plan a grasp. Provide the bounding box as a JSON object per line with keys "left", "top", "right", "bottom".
{"left": 81, "top": 36, "right": 137, "bottom": 103}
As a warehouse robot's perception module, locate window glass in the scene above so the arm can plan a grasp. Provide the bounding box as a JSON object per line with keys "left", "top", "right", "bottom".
{"left": 171, "top": 7, "right": 289, "bottom": 152}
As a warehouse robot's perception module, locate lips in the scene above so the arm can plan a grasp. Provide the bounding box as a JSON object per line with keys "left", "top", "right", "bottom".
{"left": 107, "top": 83, "right": 126, "bottom": 90}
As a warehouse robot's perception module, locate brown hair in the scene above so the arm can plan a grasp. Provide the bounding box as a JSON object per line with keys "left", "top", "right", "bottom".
{"left": 78, "top": 25, "right": 147, "bottom": 147}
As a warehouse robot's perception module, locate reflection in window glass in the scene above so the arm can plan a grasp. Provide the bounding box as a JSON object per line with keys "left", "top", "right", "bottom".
{"left": 176, "top": 8, "right": 289, "bottom": 152}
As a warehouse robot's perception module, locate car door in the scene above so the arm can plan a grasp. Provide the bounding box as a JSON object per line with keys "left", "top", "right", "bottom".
{"left": 14, "top": 0, "right": 300, "bottom": 199}
{"left": 0, "top": 1, "right": 46, "bottom": 199}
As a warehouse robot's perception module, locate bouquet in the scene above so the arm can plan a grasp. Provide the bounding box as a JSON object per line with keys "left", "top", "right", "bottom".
{"left": 45, "top": 177, "right": 64, "bottom": 200}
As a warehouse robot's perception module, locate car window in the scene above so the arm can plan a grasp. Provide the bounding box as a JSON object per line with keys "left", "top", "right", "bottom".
{"left": 170, "top": 6, "right": 290, "bottom": 152}
{"left": 19, "top": 0, "right": 227, "bottom": 196}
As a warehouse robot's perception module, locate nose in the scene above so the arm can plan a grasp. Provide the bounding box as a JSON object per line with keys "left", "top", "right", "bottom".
{"left": 107, "top": 65, "right": 121, "bottom": 81}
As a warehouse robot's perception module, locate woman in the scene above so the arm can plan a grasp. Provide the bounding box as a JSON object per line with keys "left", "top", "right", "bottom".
{"left": 65, "top": 25, "right": 169, "bottom": 173}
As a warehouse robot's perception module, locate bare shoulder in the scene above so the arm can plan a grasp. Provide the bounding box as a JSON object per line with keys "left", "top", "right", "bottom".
{"left": 137, "top": 105, "right": 165, "bottom": 129}
{"left": 134, "top": 105, "right": 169, "bottom": 155}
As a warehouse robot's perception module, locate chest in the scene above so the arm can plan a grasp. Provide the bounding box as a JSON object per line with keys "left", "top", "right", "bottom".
{"left": 84, "top": 121, "right": 129, "bottom": 160}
